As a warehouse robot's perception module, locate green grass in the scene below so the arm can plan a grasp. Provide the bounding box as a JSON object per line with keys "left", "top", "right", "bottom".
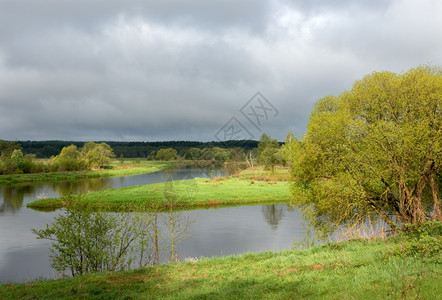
{"left": 0, "top": 161, "right": 173, "bottom": 185}
{"left": 27, "top": 176, "right": 292, "bottom": 211}
{"left": 1, "top": 237, "right": 440, "bottom": 299}
{"left": 235, "top": 166, "right": 290, "bottom": 181}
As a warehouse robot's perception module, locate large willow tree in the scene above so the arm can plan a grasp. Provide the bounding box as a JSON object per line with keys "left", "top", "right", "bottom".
{"left": 289, "top": 66, "right": 441, "bottom": 235}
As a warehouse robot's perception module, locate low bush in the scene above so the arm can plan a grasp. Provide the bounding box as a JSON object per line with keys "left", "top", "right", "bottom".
{"left": 387, "top": 221, "right": 442, "bottom": 262}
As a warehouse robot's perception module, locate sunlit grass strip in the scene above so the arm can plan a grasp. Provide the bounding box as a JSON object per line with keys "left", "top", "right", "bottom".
{"left": 1, "top": 238, "right": 441, "bottom": 299}
{"left": 235, "top": 166, "right": 290, "bottom": 181}
{"left": 27, "top": 177, "right": 292, "bottom": 211}
{"left": 0, "top": 161, "right": 173, "bottom": 185}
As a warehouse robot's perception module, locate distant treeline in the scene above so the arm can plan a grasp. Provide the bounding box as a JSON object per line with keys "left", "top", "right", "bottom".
{"left": 17, "top": 140, "right": 259, "bottom": 158}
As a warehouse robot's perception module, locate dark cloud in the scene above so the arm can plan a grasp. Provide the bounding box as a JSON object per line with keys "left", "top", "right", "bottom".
{"left": 0, "top": 0, "right": 270, "bottom": 37}
{"left": 0, "top": 0, "right": 441, "bottom": 141}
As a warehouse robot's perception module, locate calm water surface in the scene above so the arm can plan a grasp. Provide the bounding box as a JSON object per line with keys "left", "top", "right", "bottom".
{"left": 0, "top": 168, "right": 304, "bottom": 283}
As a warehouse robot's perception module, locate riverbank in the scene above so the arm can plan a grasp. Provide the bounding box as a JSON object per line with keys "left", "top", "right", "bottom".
{"left": 1, "top": 235, "right": 440, "bottom": 299}
{"left": 0, "top": 160, "right": 174, "bottom": 185}
{"left": 27, "top": 173, "right": 292, "bottom": 210}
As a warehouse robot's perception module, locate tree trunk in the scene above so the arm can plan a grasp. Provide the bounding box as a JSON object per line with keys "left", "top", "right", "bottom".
{"left": 429, "top": 174, "right": 442, "bottom": 221}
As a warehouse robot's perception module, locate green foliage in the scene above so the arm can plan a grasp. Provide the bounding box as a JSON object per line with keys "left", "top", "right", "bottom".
{"left": 0, "top": 141, "right": 23, "bottom": 174}
{"left": 22, "top": 154, "right": 47, "bottom": 173}
{"left": 82, "top": 142, "right": 115, "bottom": 168}
{"left": 118, "top": 153, "right": 125, "bottom": 164}
{"left": 0, "top": 140, "right": 21, "bottom": 158}
{"left": 49, "top": 142, "right": 115, "bottom": 171}
{"left": 403, "top": 220, "right": 442, "bottom": 239}
{"left": 257, "top": 133, "right": 272, "bottom": 162}
{"left": 388, "top": 221, "right": 442, "bottom": 261}
{"left": 288, "top": 66, "right": 442, "bottom": 236}
{"left": 18, "top": 140, "right": 259, "bottom": 158}
{"left": 258, "top": 133, "right": 282, "bottom": 171}
{"left": 32, "top": 195, "right": 154, "bottom": 277}
{"left": 155, "top": 148, "right": 178, "bottom": 161}
{"left": 0, "top": 149, "right": 46, "bottom": 175}
{"left": 281, "top": 132, "right": 301, "bottom": 166}
{"left": 10, "top": 149, "right": 24, "bottom": 172}
{"left": 54, "top": 145, "right": 83, "bottom": 171}
{"left": 184, "top": 147, "right": 201, "bottom": 160}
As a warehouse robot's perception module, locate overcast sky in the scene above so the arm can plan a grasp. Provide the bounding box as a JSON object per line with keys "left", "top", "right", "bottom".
{"left": 0, "top": 0, "right": 440, "bottom": 142}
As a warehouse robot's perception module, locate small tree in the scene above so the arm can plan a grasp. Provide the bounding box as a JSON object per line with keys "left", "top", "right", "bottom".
{"left": 162, "top": 168, "right": 195, "bottom": 262}
{"left": 258, "top": 134, "right": 281, "bottom": 171}
{"left": 119, "top": 153, "right": 125, "bottom": 164}
{"left": 11, "top": 149, "right": 24, "bottom": 172}
{"left": 257, "top": 133, "right": 272, "bottom": 163}
{"left": 32, "top": 196, "right": 154, "bottom": 276}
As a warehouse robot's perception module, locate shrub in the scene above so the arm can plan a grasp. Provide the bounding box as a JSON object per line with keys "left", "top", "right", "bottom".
{"left": 32, "top": 195, "right": 154, "bottom": 277}
{"left": 387, "top": 221, "right": 442, "bottom": 262}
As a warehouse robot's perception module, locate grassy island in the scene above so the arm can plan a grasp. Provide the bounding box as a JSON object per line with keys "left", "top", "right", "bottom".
{"left": 27, "top": 168, "right": 292, "bottom": 211}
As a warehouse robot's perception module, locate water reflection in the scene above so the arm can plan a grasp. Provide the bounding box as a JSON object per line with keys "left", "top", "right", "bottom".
{"left": 48, "top": 178, "right": 114, "bottom": 197}
{"left": 262, "top": 204, "right": 285, "bottom": 230}
{"left": 0, "top": 203, "right": 303, "bottom": 283}
{"left": 0, "top": 185, "right": 31, "bottom": 214}
{"left": 0, "top": 167, "right": 226, "bottom": 214}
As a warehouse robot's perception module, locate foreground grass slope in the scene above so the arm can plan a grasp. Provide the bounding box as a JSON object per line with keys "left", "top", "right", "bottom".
{"left": 1, "top": 237, "right": 440, "bottom": 299}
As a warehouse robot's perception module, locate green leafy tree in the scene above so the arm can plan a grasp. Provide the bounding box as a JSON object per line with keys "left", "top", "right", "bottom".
{"left": 155, "top": 148, "right": 178, "bottom": 161}
{"left": 55, "top": 144, "right": 83, "bottom": 171}
{"left": 228, "top": 147, "right": 246, "bottom": 162}
{"left": 289, "top": 66, "right": 442, "bottom": 236}
{"left": 184, "top": 147, "right": 202, "bottom": 160}
{"left": 83, "top": 142, "right": 115, "bottom": 169}
{"left": 258, "top": 134, "right": 281, "bottom": 171}
{"left": 11, "top": 149, "right": 24, "bottom": 172}
{"left": 0, "top": 141, "right": 21, "bottom": 158}
{"left": 257, "top": 133, "right": 272, "bottom": 163}
{"left": 281, "top": 132, "right": 301, "bottom": 166}
{"left": 211, "top": 147, "right": 230, "bottom": 162}
{"left": 32, "top": 196, "right": 153, "bottom": 276}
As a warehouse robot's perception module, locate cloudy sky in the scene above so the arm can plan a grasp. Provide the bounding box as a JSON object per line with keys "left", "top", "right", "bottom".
{"left": 0, "top": 0, "right": 440, "bottom": 142}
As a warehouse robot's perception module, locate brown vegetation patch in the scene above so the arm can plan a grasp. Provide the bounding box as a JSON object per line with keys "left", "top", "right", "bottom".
{"left": 285, "top": 267, "right": 301, "bottom": 273}
{"left": 208, "top": 200, "right": 221, "bottom": 206}
{"left": 312, "top": 264, "right": 325, "bottom": 270}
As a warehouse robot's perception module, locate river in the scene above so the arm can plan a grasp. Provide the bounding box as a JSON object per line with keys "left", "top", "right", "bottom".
{"left": 0, "top": 167, "right": 305, "bottom": 283}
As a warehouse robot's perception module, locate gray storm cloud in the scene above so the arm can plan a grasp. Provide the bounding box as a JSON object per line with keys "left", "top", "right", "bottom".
{"left": 0, "top": 0, "right": 441, "bottom": 141}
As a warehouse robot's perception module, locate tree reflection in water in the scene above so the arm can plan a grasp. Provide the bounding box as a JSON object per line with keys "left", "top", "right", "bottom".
{"left": 51, "top": 178, "right": 114, "bottom": 197}
{"left": 161, "top": 166, "right": 197, "bottom": 262}
{"left": 262, "top": 204, "right": 285, "bottom": 230}
{"left": 0, "top": 185, "right": 33, "bottom": 214}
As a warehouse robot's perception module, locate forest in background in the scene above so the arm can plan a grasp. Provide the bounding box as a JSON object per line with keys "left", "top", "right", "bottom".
{"left": 12, "top": 140, "right": 260, "bottom": 158}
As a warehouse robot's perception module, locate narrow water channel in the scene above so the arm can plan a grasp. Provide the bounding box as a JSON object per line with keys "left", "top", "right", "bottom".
{"left": 0, "top": 168, "right": 304, "bottom": 283}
